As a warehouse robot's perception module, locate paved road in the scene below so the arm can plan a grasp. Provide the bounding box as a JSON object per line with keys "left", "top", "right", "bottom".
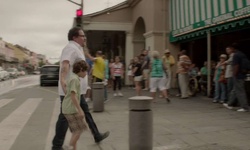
{"left": 0, "top": 75, "right": 39, "bottom": 95}
{"left": 0, "top": 83, "right": 250, "bottom": 150}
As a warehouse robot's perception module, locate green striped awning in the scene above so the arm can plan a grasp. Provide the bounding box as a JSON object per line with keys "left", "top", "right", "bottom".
{"left": 169, "top": 0, "right": 250, "bottom": 42}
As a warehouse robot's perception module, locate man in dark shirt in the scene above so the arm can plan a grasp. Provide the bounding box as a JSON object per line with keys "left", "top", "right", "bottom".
{"left": 223, "top": 44, "right": 249, "bottom": 112}
{"left": 141, "top": 50, "right": 150, "bottom": 90}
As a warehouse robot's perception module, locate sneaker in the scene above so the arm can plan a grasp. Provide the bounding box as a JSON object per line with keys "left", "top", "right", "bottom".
{"left": 237, "top": 108, "right": 249, "bottom": 112}
{"left": 63, "top": 145, "right": 73, "bottom": 150}
{"left": 143, "top": 88, "right": 149, "bottom": 91}
{"left": 118, "top": 92, "right": 123, "bottom": 97}
{"left": 213, "top": 100, "right": 218, "bottom": 103}
{"left": 176, "top": 94, "right": 181, "bottom": 97}
{"left": 95, "top": 131, "right": 110, "bottom": 143}
{"left": 113, "top": 93, "right": 117, "bottom": 97}
{"left": 223, "top": 103, "right": 233, "bottom": 110}
{"left": 85, "top": 98, "right": 91, "bottom": 102}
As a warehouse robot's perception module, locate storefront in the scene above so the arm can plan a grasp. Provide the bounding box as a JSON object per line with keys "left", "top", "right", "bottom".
{"left": 169, "top": 0, "right": 250, "bottom": 93}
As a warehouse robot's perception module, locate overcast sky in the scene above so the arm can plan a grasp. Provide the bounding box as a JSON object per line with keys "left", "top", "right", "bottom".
{"left": 0, "top": 0, "right": 125, "bottom": 63}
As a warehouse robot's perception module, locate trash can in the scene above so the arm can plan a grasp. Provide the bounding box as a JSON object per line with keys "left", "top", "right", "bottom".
{"left": 129, "top": 96, "right": 153, "bottom": 150}
{"left": 92, "top": 82, "right": 104, "bottom": 112}
{"left": 245, "top": 74, "right": 250, "bottom": 106}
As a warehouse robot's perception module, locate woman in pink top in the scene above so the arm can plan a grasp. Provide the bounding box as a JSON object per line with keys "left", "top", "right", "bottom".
{"left": 111, "top": 56, "right": 124, "bottom": 97}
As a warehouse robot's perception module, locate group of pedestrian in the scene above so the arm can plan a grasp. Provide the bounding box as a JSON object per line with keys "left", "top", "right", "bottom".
{"left": 219, "top": 44, "right": 249, "bottom": 112}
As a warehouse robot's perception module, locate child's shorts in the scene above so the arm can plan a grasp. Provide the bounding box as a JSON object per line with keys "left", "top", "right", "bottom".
{"left": 64, "top": 114, "right": 88, "bottom": 133}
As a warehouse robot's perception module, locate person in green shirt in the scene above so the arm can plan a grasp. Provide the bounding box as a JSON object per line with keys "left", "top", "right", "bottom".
{"left": 62, "top": 60, "right": 88, "bottom": 150}
{"left": 150, "top": 50, "right": 170, "bottom": 103}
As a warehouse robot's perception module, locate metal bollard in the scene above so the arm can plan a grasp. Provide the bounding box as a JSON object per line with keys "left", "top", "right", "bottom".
{"left": 129, "top": 96, "right": 153, "bottom": 150}
{"left": 92, "top": 82, "right": 104, "bottom": 112}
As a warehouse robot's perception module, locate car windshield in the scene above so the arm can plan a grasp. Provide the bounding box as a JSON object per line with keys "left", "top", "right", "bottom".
{"left": 41, "top": 66, "right": 59, "bottom": 74}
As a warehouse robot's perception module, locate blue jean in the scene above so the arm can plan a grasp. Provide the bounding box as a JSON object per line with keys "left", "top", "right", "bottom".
{"left": 228, "top": 78, "right": 249, "bottom": 110}
{"left": 226, "top": 77, "right": 234, "bottom": 102}
{"left": 214, "top": 80, "right": 226, "bottom": 102}
{"left": 52, "top": 95, "right": 101, "bottom": 150}
{"left": 104, "top": 85, "right": 107, "bottom": 100}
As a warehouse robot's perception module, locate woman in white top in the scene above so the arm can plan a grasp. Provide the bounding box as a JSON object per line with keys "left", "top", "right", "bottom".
{"left": 127, "top": 59, "right": 134, "bottom": 88}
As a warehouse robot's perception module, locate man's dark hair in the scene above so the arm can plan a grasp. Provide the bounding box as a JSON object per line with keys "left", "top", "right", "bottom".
{"left": 181, "top": 50, "right": 187, "bottom": 55}
{"left": 68, "top": 27, "right": 82, "bottom": 41}
{"left": 230, "top": 43, "right": 239, "bottom": 50}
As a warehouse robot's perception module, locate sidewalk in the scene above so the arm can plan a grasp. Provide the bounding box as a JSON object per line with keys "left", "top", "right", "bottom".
{"left": 77, "top": 88, "right": 250, "bottom": 150}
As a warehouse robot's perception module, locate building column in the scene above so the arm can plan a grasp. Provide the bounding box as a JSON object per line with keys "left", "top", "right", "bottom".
{"left": 144, "top": 31, "right": 164, "bottom": 53}
{"left": 125, "top": 31, "right": 134, "bottom": 85}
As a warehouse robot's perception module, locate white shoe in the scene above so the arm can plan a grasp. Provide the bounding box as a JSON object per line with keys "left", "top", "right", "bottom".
{"left": 213, "top": 100, "right": 218, "bottom": 103}
{"left": 237, "top": 108, "right": 249, "bottom": 112}
{"left": 143, "top": 88, "right": 149, "bottom": 91}
{"left": 113, "top": 93, "right": 117, "bottom": 97}
{"left": 63, "top": 145, "right": 73, "bottom": 150}
{"left": 223, "top": 103, "right": 233, "bottom": 110}
{"left": 85, "top": 98, "right": 91, "bottom": 102}
{"left": 118, "top": 92, "right": 123, "bottom": 97}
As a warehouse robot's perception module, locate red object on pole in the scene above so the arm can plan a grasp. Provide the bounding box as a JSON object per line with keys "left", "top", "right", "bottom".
{"left": 76, "top": 9, "right": 83, "bottom": 17}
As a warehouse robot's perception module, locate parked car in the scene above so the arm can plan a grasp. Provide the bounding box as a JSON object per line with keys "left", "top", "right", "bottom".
{"left": 6, "top": 68, "right": 18, "bottom": 78}
{"left": 40, "top": 65, "right": 59, "bottom": 86}
{"left": 0, "top": 67, "right": 9, "bottom": 81}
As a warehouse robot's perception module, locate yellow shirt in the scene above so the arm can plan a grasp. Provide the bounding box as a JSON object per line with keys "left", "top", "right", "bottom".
{"left": 162, "top": 55, "right": 175, "bottom": 69}
{"left": 92, "top": 57, "right": 105, "bottom": 80}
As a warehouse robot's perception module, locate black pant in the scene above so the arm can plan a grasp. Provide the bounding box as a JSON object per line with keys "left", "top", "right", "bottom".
{"left": 113, "top": 76, "right": 122, "bottom": 91}
{"left": 52, "top": 95, "right": 100, "bottom": 150}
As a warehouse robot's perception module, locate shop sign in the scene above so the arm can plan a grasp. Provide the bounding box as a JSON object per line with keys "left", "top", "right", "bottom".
{"left": 171, "top": 0, "right": 250, "bottom": 36}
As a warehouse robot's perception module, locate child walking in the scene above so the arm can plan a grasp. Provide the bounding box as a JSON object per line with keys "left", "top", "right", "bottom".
{"left": 111, "top": 56, "right": 124, "bottom": 96}
{"left": 62, "top": 60, "right": 88, "bottom": 150}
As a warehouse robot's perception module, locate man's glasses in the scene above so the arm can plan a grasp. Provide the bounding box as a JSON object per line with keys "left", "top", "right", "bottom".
{"left": 78, "top": 35, "right": 85, "bottom": 37}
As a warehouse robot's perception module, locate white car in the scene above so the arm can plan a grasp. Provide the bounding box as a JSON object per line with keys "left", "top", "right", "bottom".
{"left": 0, "top": 67, "right": 9, "bottom": 81}
{"left": 6, "top": 68, "right": 18, "bottom": 78}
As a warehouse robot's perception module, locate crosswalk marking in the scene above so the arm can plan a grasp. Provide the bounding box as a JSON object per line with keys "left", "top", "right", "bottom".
{"left": 44, "top": 98, "right": 60, "bottom": 150}
{"left": 0, "top": 98, "right": 42, "bottom": 150}
{"left": 0, "top": 99, "right": 14, "bottom": 108}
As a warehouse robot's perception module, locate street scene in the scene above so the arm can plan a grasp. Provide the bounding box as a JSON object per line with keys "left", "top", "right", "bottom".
{"left": 1, "top": 0, "right": 250, "bottom": 150}
{"left": 0, "top": 77, "right": 250, "bottom": 150}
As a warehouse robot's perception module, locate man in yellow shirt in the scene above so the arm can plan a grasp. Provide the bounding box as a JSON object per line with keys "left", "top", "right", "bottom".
{"left": 92, "top": 51, "right": 105, "bottom": 82}
{"left": 162, "top": 49, "right": 176, "bottom": 90}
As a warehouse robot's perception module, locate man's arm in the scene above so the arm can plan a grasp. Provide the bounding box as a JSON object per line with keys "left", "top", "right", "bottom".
{"left": 83, "top": 47, "right": 96, "bottom": 62}
{"left": 60, "top": 60, "right": 70, "bottom": 94}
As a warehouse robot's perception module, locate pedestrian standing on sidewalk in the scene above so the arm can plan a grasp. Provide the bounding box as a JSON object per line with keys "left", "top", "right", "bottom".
{"left": 127, "top": 59, "right": 135, "bottom": 88}
{"left": 141, "top": 50, "right": 150, "bottom": 90}
{"left": 213, "top": 54, "right": 227, "bottom": 104}
{"left": 223, "top": 46, "right": 235, "bottom": 102}
{"left": 223, "top": 43, "right": 249, "bottom": 112}
{"left": 162, "top": 49, "right": 175, "bottom": 91}
{"left": 111, "top": 56, "right": 124, "bottom": 97}
{"left": 52, "top": 27, "right": 109, "bottom": 150}
{"left": 91, "top": 51, "right": 105, "bottom": 82}
{"left": 149, "top": 50, "right": 170, "bottom": 103}
{"left": 108, "top": 58, "right": 114, "bottom": 88}
{"left": 133, "top": 56, "right": 143, "bottom": 96}
{"left": 177, "top": 50, "right": 192, "bottom": 99}
{"left": 103, "top": 55, "right": 109, "bottom": 101}
{"left": 62, "top": 60, "right": 88, "bottom": 150}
